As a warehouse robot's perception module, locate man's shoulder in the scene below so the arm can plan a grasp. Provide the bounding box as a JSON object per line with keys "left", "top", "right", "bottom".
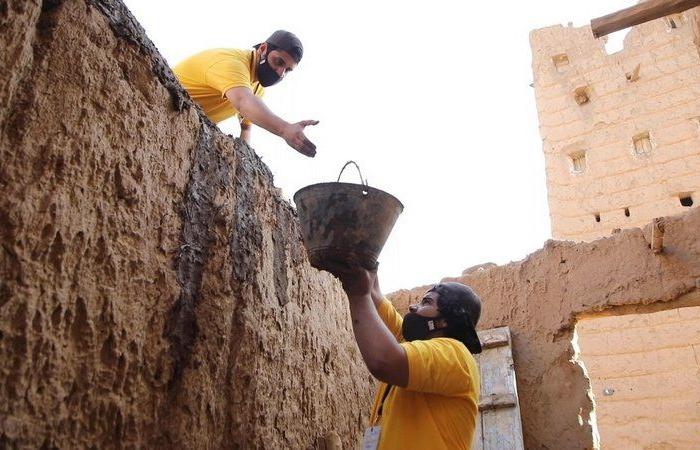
{"left": 209, "top": 47, "right": 253, "bottom": 57}
{"left": 402, "top": 337, "right": 479, "bottom": 396}
{"left": 415, "top": 338, "right": 477, "bottom": 368}
{"left": 178, "top": 48, "right": 252, "bottom": 68}
{"left": 403, "top": 338, "right": 474, "bottom": 363}
{"left": 429, "top": 338, "right": 479, "bottom": 382}
{"left": 426, "top": 337, "right": 470, "bottom": 352}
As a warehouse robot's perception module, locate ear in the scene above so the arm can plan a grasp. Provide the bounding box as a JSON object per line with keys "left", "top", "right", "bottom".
{"left": 257, "top": 42, "right": 268, "bottom": 57}
{"left": 436, "top": 318, "right": 449, "bottom": 329}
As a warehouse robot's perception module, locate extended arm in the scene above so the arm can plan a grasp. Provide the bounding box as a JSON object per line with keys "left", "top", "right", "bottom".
{"left": 336, "top": 267, "right": 408, "bottom": 387}
{"left": 368, "top": 273, "right": 404, "bottom": 340}
{"left": 225, "top": 87, "right": 318, "bottom": 157}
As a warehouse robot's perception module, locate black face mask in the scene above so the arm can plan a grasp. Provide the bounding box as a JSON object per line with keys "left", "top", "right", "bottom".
{"left": 257, "top": 51, "right": 281, "bottom": 87}
{"left": 402, "top": 312, "right": 444, "bottom": 342}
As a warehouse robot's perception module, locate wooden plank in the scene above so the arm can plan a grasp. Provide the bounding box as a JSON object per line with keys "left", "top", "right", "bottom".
{"left": 591, "top": 0, "right": 700, "bottom": 38}
{"left": 472, "top": 412, "right": 484, "bottom": 450}
{"left": 477, "top": 336, "right": 514, "bottom": 400}
{"left": 482, "top": 409, "right": 522, "bottom": 450}
{"left": 479, "top": 330, "right": 509, "bottom": 349}
{"left": 479, "top": 393, "right": 517, "bottom": 411}
{"left": 481, "top": 346, "right": 521, "bottom": 449}
{"left": 472, "top": 352, "right": 484, "bottom": 449}
{"left": 476, "top": 327, "right": 525, "bottom": 450}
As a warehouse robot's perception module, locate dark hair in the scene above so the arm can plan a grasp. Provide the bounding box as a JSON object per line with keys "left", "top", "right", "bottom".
{"left": 431, "top": 282, "right": 482, "bottom": 350}
{"left": 284, "top": 45, "right": 303, "bottom": 63}
{"left": 260, "top": 30, "right": 303, "bottom": 63}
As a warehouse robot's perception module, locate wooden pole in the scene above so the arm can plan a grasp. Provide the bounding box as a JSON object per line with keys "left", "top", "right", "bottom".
{"left": 591, "top": 0, "right": 700, "bottom": 38}
{"left": 651, "top": 217, "right": 666, "bottom": 254}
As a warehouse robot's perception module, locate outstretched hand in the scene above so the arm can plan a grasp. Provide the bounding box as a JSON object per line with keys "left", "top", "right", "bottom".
{"left": 282, "top": 120, "right": 319, "bottom": 157}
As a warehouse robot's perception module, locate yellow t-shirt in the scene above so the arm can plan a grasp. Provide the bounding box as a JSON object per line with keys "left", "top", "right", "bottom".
{"left": 173, "top": 48, "right": 265, "bottom": 124}
{"left": 370, "top": 299, "right": 480, "bottom": 450}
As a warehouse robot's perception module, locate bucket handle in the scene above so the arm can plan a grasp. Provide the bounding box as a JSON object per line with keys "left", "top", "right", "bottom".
{"left": 337, "top": 161, "right": 368, "bottom": 186}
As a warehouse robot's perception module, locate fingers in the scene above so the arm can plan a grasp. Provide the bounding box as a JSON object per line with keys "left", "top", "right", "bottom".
{"left": 299, "top": 120, "right": 319, "bottom": 127}
{"left": 324, "top": 261, "right": 363, "bottom": 276}
{"left": 293, "top": 137, "right": 316, "bottom": 157}
{"left": 300, "top": 138, "right": 317, "bottom": 157}
{"left": 286, "top": 122, "right": 318, "bottom": 157}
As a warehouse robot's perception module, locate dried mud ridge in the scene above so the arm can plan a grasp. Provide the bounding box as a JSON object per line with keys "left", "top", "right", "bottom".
{"left": 87, "top": 0, "right": 188, "bottom": 112}
{"left": 1, "top": 0, "right": 372, "bottom": 448}
{"left": 79, "top": 0, "right": 295, "bottom": 392}
{"left": 165, "top": 124, "right": 223, "bottom": 389}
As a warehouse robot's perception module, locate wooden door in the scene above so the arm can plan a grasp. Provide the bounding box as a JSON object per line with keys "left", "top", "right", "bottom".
{"left": 472, "top": 327, "right": 524, "bottom": 450}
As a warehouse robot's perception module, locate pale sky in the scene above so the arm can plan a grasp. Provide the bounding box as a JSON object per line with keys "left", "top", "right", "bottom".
{"left": 123, "top": 0, "right": 633, "bottom": 293}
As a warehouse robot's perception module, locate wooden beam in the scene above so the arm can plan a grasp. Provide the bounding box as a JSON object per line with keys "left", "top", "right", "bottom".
{"left": 651, "top": 217, "right": 666, "bottom": 254}
{"left": 591, "top": 0, "right": 700, "bottom": 38}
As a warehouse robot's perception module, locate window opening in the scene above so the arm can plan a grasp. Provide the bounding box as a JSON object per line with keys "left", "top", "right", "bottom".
{"left": 569, "top": 151, "right": 587, "bottom": 174}
{"left": 666, "top": 14, "right": 683, "bottom": 29}
{"left": 625, "top": 64, "right": 641, "bottom": 82}
{"left": 574, "top": 86, "right": 590, "bottom": 105}
{"left": 595, "top": 213, "right": 601, "bottom": 223}
{"left": 624, "top": 207, "right": 630, "bottom": 217}
{"left": 679, "top": 194, "right": 694, "bottom": 207}
{"left": 552, "top": 53, "right": 570, "bottom": 71}
{"left": 690, "top": 117, "right": 700, "bottom": 132}
{"left": 633, "top": 132, "right": 653, "bottom": 156}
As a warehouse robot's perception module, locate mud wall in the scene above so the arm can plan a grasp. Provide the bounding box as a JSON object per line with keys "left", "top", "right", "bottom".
{"left": 576, "top": 306, "right": 700, "bottom": 449}
{"left": 0, "top": 1, "right": 372, "bottom": 448}
{"left": 530, "top": 10, "right": 700, "bottom": 242}
{"left": 390, "top": 208, "right": 700, "bottom": 449}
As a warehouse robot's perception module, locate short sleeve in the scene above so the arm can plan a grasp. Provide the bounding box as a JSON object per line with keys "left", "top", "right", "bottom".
{"left": 205, "top": 59, "right": 253, "bottom": 98}
{"left": 403, "top": 338, "right": 474, "bottom": 396}
{"left": 377, "top": 299, "right": 404, "bottom": 341}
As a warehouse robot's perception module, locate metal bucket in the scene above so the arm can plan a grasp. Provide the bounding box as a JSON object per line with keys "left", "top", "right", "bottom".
{"left": 293, "top": 161, "right": 404, "bottom": 271}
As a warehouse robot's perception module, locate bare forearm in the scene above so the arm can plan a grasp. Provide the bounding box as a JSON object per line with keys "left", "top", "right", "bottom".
{"left": 225, "top": 87, "right": 317, "bottom": 157}
{"left": 236, "top": 95, "right": 288, "bottom": 137}
{"left": 348, "top": 294, "right": 408, "bottom": 386}
{"left": 370, "top": 276, "right": 384, "bottom": 309}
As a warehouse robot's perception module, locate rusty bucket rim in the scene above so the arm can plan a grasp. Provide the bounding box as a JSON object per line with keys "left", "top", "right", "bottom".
{"left": 293, "top": 181, "right": 405, "bottom": 212}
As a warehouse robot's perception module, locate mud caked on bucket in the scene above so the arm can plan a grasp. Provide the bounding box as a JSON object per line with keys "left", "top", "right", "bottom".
{"left": 294, "top": 161, "right": 404, "bottom": 272}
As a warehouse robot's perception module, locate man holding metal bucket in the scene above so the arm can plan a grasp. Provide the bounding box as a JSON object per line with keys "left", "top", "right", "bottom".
{"left": 174, "top": 30, "right": 318, "bottom": 157}
{"left": 332, "top": 268, "right": 482, "bottom": 450}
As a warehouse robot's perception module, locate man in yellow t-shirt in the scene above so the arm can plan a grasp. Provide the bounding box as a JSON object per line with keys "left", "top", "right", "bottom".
{"left": 173, "top": 30, "right": 318, "bottom": 157}
{"left": 333, "top": 267, "right": 482, "bottom": 450}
